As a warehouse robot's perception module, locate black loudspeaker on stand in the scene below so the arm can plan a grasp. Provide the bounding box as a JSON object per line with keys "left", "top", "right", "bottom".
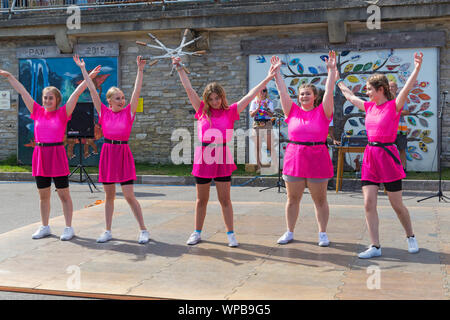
{"left": 68, "top": 138, "right": 99, "bottom": 193}
{"left": 417, "top": 90, "right": 449, "bottom": 203}
{"left": 67, "top": 102, "right": 99, "bottom": 193}
{"left": 260, "top": 112, "right": 286, "bottom": 193}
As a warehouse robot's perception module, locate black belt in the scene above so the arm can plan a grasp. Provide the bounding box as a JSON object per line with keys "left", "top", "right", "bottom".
{"left": 104, "top": 138, "right": 128, "bottom": 145}
{"left": 202, "top": 142, "right": 226, "bottom": 147}
{"left": 368, "top": 142, "right": 401, "bottom": 165}
{"left": 255, "top": 119, "right": 270, "bottom": 122}
{"left": 289, "top": 141, "right": 327, "bottom": 146}
{"left": 36, "top": 142, "right": 64, "bottom": 147}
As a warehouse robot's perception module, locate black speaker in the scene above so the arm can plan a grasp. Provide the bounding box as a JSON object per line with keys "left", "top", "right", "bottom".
{"left": 67, "top": 102, "right": 95, "bottom": 138}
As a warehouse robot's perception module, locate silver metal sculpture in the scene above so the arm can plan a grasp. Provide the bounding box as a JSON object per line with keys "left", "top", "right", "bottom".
{"left": 136, "top": 29, "right": 206, "bottom": 76}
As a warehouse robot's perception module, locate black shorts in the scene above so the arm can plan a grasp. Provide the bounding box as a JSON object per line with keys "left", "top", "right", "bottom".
{"left": 194, "top": 176, "right": 232, "bottom": 185}
{"left": 102, "top": 180, "right": 135, "bottom": 186}
{"left": 395, "top": 134, "right": 408, "bottom": 151}
{"left": 35, "top": 176, "right": 69, "bottom": 189}
{"left": 361, "top": 179, "right": 402, "bottom": 192}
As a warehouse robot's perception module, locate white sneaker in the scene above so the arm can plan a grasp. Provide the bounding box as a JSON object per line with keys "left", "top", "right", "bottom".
{"left": 60, "top": 227, "right": 75, "bottom": 241}
{"left": 277, "top": 231, "right": 294, "bottom": 244}
{"left": 32, "top": 225, "right": 51, "bottom": 239}
{"left": 186, "top": 231, "right": 201, "bottom": 245}
{"left": 227, "top": 233, "right": 239, "bottom": 247}
{"left": 407, "top": 236, "right": 419, "bottom": 253}
{"left": 318, "top": 232, "right": 330, "bottom": 247}
{"left": 138, "top": 230, "right": 150, "bottom": 244}
{"left": 97, "top": 230, "right": 112, "bottom": 243}
{"left": 358, "top": 245, "right": 382, "bottom": 259}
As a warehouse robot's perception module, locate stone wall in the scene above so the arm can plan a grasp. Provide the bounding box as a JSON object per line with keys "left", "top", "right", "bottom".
{"left": 0, "top": 5, "right": 449, "bottom": 167}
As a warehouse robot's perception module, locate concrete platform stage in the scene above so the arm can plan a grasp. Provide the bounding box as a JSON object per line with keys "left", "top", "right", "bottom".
{"left": 0, "top": 186, "right": 448, "bottom": 300}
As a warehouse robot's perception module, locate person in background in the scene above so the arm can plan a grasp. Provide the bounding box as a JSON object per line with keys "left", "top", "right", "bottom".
{"left": 249, "top": 87, "right": 274, "bottom": 171}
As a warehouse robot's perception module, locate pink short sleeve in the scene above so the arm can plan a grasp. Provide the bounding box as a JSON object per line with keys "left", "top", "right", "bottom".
{"left": 228, "top": 103, "right": 240, "bottom": 122}
{"left": 195, "top": 101, "right": 205, "bottom": 120}
{"left": 285, "top": 102, "right": 298, "bottom": 124}
{"left": 364, "top": 101, "right": 372, "bottom": 113}
{"left": 59, "top": 104, "right": 71, "bottom": 121}
{"left": 127, "top": 104, "right": 136, "bottom": 123}
{"left": 30, "top": 101, "right": 42, "bottom": 120}
{"left": 318, "top": 103, "right": 333, "bottom": 122}
{"left": 98, "top": 103, "right": 108, "bottom": 126}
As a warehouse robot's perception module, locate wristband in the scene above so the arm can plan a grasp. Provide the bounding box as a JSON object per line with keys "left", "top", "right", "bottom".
{"left": 335, "top": 79, "right": 344, "bottom": 86}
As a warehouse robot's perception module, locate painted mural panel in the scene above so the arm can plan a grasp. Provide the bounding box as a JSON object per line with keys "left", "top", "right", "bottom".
{"left": 18, "top": 56, "right": 118, "bottom": 166}
{"left": 249, "top": 48, "right": 438, "bottom": 172}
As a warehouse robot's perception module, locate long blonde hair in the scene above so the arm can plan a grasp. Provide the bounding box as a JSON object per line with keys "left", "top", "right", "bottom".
{"left": 200, "top": 82, "right": 229, "bottom": 121}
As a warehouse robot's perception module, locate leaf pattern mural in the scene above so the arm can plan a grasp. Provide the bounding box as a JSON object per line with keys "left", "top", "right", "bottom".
{"left": 250, "top": 48, "right": 437, "bottom": 171}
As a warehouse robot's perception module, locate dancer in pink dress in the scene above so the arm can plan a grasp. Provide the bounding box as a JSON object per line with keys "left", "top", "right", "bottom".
{"left": 336, "top": 52, "right": 423, "bottom": 259}
{"left": 0, "top": 60, "right": 101, "bottom": 241}
{"left": 173, "top": 56, "right": 278, "bottom": 247}
{"left": 270, "top": 52, "right": 337, "bottom": 247}
{"left": 76, "top": 55, "right": 150, "bottom": 244}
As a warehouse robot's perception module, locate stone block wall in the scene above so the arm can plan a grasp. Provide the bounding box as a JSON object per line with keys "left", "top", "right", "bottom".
{"left": 0, "top": 17, "right": 449, "bottom": 167}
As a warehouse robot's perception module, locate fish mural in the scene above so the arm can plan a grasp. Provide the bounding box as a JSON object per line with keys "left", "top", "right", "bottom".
{"left": 18, "top": 56, "right": 118, "bottom": 166}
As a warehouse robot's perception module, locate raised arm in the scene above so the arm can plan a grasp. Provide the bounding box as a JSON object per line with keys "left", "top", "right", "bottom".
{"left": 335, "top": 65, "right": 365, "bottom": 112}
{"left": 173, "top": 56, "right": 202, "bottom": 112}
{"left": 0, "top": 69, "right": 35, "bottom": 113}
{"left": 322, "top": 51, "right": 337, "bottom": 119}
{"left": 129, "top": 56, "right": 147, "bottom": 115}
{"left": 236, "top": 65, "right": 277, "bottom": 114}
{"left": 396, "top": 52, "right": 423, "bottom": 113}
{"left": 270, "top": 56, "right": 293, "bottom": 117}
{"left": 73, "top": 55, "right": 102, "bottom": 116}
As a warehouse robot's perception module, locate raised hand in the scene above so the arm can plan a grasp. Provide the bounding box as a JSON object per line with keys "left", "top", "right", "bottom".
{"left": 137, "top": 55, "right": 147, "bottom": 71}
{"left": 0, "top": 69, "right": 11, "bottom": 78}
{"left": 172, "top": 56, "right": 182, "bottom": 67}
{"left": 325, "top": 50, "right": 336, "bottom": 71}
{"left": 73, "top": 54, "right": 85, "bottom": 69}
{"left": 269, "top": 56, "right": 282, "bottom": 79}
{"left": 88, "top": 65, "right": 102, "bottom": 79}
{"left": 333, "top": 64, "right": 340, "bottom": 82}
{"left": 270, "top": 56, "right": 283, "bottom": 69}
{"left": 414, "top": 52, "right": 423, "bottom": 70}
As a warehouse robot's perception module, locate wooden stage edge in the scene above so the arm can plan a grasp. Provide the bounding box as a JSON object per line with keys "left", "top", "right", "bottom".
{"left": 0, "top": 285, "right": 169, "bottom": 300}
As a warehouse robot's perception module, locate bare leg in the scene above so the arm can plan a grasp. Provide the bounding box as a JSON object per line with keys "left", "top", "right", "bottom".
{"left": 362, "top": 185, "right": 380, "bottom": 247}
{"left": 307, "top": 180, "right": 329, "bottom": 233}
{"left": 38, "top": 187, "right": 51, "bottom": 226}
{"left": 121, "top": 184, "right": 146, "bottom": 230}
{"left": 103, "top": 184, "right": 116, "bottom": 231}
{"left": 195, "top": 182, "right": 211, "bottom": 231}
{"left": 215, "top": 181, "right": 234, "bottom": 232}
{"left": 387, "top": 190, "right": 414, "bottom": 237}
{"left": 56, "top": 187, "right": 73, "bottom": 227}
{"left": 284, "top": 180, "right": 307, "bottom": 232}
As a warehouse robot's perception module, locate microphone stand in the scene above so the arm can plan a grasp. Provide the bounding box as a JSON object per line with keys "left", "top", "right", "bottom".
{"left": 417, "top": 91, "right": 449, "bottom": 202}
{"left": 260, "top": 112, "right": 286, "bottom": 193}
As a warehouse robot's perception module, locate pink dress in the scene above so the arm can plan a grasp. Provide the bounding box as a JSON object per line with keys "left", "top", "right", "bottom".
{"left": 192, "top": 101, "right": 240, "bottom": 178}
{"left": 362, "top": 100, "right": 405, "bottom": 183}
{"left": 31, "top": 102, "right": 71, "bottom": 177}
{"left": 98, "top": 103, "right": 136, "bottom": 183}
{"left": 282, "top": 102, "right": 333, "bottom": 179}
